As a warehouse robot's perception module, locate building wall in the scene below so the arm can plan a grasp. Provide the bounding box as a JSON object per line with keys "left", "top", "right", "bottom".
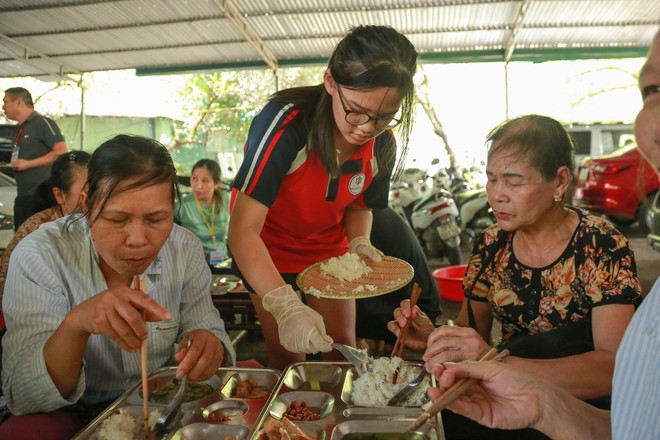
{"left": 56, "top": 115, "right": 176, "bottom": 151}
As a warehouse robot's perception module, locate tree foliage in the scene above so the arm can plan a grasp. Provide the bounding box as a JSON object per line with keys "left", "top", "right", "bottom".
{"left": 172, "top": 67, "right": 324, "bottom": 151}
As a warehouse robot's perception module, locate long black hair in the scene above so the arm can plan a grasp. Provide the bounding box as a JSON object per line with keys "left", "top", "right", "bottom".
{"left": 270, "top": 25, "right": 418, "bottom": 177}
{"left": 32, "top": 150, "right": 91, "bottom": 213}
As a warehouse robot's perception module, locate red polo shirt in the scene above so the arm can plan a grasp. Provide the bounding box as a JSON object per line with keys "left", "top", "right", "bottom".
{"left": 232, "top": 100, "right": 395, "bottom": 273}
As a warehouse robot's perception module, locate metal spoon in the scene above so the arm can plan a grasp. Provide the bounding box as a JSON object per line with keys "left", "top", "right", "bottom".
{"left": 154, "top": 339, "right": 191, "bottom": 432}
{"left": 331, "top": 343, "right": 372, "bottom": 375}
{"left": 387, "top": 367, "right": 427, "bottom": 406}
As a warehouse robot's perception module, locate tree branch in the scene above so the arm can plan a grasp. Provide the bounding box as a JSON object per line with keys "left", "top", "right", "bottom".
{"left": 415, "top": 65, "right": 457, "bottom": 170}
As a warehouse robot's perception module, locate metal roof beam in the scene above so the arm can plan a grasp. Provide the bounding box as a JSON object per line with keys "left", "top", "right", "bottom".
{"left": 0, "top": 33, "right": 78, "bottom": 81}
{"left": 0, "top": 39, "right": 247, "bottom": 60}
{"left": 9, "top": 16, "right": 228, "bottom": 38}
{"left": 212, "top": 0, "right": 278, "bottom": 72}
{"left": 505, "top": 0, "right": 532, "bottom": 63}
{"left": 0, "top": 0, "right": 115, "bottom": 13}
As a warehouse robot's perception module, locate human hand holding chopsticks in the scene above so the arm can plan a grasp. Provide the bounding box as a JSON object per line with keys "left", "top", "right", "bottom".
{"left": 407, "top": 349, "right": 510, "bottom": 431}
{"left": 422, "top": 352, "right": 601, "bottom": 436}
{"left": 64, "top": 282, "right": 171, "bottom": 352}
{"left": 428, "top": 354, "right": 539, "bottom": 429}
{"left": 387, "top": 298, "right": 435, "bottom": 353}
{"left": 390, "top": 283, "right": 422, "bottom": 358}
{"left": 427, "top": 354, "right": 613, "bottom": 438}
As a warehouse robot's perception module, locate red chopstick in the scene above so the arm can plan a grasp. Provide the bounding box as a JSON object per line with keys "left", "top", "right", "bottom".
{"left": 391, "top": 282, "right": 422, "bottom": 358}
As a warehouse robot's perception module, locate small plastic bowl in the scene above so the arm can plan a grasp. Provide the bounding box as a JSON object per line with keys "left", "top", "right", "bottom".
{"left": 432, "top": 265, "right": 467, "bottom": 302}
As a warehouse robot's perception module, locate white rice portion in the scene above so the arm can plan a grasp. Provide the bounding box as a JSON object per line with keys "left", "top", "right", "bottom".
{"left": 351, "top": 284, "right": 377, "bottom": 294}
{"left": 320, "top": 253, "right": 372, "bottom": 282}
{"left": 97, "top": 409, "right": 160, "bottom": 440}
{"left": 351, "top": 356, "right": 430, "bottom": 407}
{"left": 305, "top": 286, "right": 323, "bottom": 298}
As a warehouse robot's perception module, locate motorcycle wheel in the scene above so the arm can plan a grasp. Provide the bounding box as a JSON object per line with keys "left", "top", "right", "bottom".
{"left": 446, "top": 245, "right": 463, "bottom": 265}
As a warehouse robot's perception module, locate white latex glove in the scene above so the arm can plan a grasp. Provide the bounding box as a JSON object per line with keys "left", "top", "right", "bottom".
{"left": 349, "top": 236, "right": 384, "bottom": 262}
{"left": 262, "top": 285, "right": 333, "bottom": 354}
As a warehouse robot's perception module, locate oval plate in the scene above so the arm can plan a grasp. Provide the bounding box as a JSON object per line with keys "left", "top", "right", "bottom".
{"left": 297, "top": 256, "right": 414, "bottom": 299}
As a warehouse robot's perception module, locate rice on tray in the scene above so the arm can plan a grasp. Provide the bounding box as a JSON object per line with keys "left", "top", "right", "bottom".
{"left": 352, "top": 356, "right": 430, "bottom": 407}
{"left": 320, "top": 253, "right": 372, "bottom": 282}
{"left": 97, "top": 409, "right": 160, "bottom": 440}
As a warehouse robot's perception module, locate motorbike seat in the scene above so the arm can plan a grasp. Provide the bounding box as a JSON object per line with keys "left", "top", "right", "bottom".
{"left": 455, "top": 188, "right": 486, "bottom": 205}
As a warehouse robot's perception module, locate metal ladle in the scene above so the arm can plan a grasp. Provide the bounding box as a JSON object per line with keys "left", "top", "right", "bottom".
{"left": 331, "top": 343, "right": 372, "bottom": 376}
{"left": 154, "top": 339, "right": 192, "bottom": 432}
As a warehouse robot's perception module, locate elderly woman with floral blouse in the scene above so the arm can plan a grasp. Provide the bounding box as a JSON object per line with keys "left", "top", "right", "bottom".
{"left": 389, "top": 115, "right": 640, "bottom": 439}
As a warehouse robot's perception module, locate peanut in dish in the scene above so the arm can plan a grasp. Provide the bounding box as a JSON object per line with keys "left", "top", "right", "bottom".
{"left": 283, "top": 401, "right": 321, "bottom": 421}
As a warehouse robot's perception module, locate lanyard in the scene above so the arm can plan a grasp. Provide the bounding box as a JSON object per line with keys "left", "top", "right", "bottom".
{"left": 14, "top": 124, "right": 25, "bottom": 147}
{"left": 194, "top": 195, "right": 216, "bottom": 243}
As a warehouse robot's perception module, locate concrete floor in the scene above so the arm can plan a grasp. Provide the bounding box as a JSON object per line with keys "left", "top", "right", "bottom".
{"left": 233, "top": 221, "right": 659, "bottom": 366}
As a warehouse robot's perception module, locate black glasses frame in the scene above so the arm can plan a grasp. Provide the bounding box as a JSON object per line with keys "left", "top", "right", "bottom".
{"left": 335, "top": 84, "right": 401, "bottom": 130}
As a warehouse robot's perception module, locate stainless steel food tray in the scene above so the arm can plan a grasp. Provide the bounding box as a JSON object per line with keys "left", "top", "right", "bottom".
{"left": 73, "top": 366, "right": 281, "bottom": 440}
{"left": 251, "top": 361, "right": 445, "bottom": 440}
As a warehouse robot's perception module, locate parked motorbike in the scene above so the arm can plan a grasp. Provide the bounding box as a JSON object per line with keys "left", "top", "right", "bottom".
{"left": 409, "top": 188, "right": 463, "bottom": 265}
{"left": 432, "top": 167, "right": 469, "bottom": 194}
{"left": 454, "top": 188, "right": 494, "bottom": 238}
{"left": 389, "top": 167, "right": 431, "bottom": 225}
{"left": 431, "top": 167, "right": 493, "bottom": 240}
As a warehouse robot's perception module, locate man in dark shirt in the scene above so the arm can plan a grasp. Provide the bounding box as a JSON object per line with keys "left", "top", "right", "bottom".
{"left": 2, "top": 87, "right": 67, "bottom": 229}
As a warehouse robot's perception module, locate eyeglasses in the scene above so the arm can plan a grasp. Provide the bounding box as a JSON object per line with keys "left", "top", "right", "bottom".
{"left": 335, "top": 84, "right": 402, "bottom": 130}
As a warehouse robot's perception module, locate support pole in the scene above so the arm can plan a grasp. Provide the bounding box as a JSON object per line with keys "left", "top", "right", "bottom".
{"left": 78, "top": 74, "right": 86, "bottom": 150}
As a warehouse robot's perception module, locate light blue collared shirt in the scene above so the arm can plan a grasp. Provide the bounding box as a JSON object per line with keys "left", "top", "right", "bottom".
{"left": 1, "top": 215, "right": 235, "bottom": 414}
{"left": 611, "top": 276, "right": 659, "bottom": 439}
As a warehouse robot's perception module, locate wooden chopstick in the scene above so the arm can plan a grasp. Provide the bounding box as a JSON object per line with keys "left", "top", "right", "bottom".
{"left": 391, "top": 282, "right": 422, "bottom": 359}
{"left": 134, "top": 275, "right": 151, "bottom": 438}
{"left": 390, "top": 283, "right": 422, "bottom": 384}
{"left": 406, "top": 348, "right": 510, "bottom": 432}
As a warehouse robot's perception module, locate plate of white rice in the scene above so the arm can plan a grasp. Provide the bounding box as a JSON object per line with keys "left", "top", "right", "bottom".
{"left": 95, "top": 406, "right": 160, "bottom": 440}
{"left": 297, "top": 254, "right": 414, "bottom": 299}
{"left": 351, "top": 357, "right": 430, "bottom": 407}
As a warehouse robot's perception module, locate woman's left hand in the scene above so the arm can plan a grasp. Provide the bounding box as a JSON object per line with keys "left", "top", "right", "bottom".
{"left": 387, "top": 299, "right": 435, "bottom": 352}
{"left": 349, "top": 236, "right": 383, "bottom": 262}
{"left": 423, "top": 325, "right": 492, "bottom": 368}
{"left": 174, "top": 329, "right": 225, "bottom": 381}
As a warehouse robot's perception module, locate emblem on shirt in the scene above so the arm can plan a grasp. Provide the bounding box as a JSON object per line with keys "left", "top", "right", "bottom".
{"left": 348, "top": 173, "right": 365, "bottom": 195}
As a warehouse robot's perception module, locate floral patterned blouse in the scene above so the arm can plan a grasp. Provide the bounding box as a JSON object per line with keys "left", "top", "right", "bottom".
{"left": 0, "top": 206, "right": 63, "bottom": 312}
{"left": 465, "top": 207, "right": 641, "bottom": 342}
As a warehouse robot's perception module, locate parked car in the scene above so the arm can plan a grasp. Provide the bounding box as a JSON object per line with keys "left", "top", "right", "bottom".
{"left": 564, "top": 122, "right": 635, "bottom": 166}
{"left": 648, "top": 191, "right": 660, "bottom": 252}
{"left": 0, "top": 123, "right": 13, "bottom": 166}
{"left": 573, "top": 144, "right": 659, "bottom": 230}
{"left": 0, "top": 171, "right": 16, "bottom": 249}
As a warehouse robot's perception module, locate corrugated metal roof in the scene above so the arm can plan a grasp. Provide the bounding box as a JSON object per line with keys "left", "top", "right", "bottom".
{"left": 0, "top": 0, "right": 657, "bottom": 80}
